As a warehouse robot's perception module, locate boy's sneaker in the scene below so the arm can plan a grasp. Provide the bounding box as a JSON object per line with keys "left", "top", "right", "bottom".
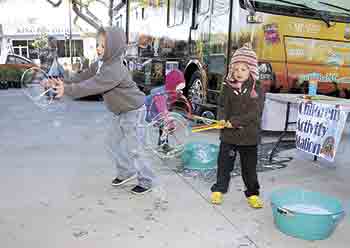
{"left": 211, "top": 192, "right": 223, "bottom": 205}
{"left": 247, "top": 195, "right": 263, "bottom": 209}
{"left": 162, "top": 143, "right": 172, "bottom": 153}
{"left": 111, "top": 174, "right": 137, "bottom": 186}
{"left": 131, "top": 185, "right": 152, "bottom": 195}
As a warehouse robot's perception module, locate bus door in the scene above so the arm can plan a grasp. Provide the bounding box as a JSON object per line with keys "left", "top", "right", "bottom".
{"left": 191, "top": 0, "right": 211, "bottom": 62}
{"left": 207, "top": 0, "right": 230, "bottom": 91}
{"left": 192, "top": 0, "right": 230, "bottom": 101}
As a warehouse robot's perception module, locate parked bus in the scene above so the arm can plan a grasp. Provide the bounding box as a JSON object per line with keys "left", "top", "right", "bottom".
{"left": 114, "top": 0, "right": 350, "bottom": 118}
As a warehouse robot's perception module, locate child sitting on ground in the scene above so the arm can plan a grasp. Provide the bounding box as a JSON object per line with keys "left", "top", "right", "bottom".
{"left": 210, "top": 43, "right": 265, "bottom": 208}
{"left": 144, "top": 69, "right": 186, "bottom": 152}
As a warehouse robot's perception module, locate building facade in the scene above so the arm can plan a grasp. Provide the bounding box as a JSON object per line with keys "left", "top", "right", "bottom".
{"left": 0, "top": 0, "right": 101, "bottom": 66}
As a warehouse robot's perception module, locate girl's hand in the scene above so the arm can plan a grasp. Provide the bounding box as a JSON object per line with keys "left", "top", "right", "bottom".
{"left": 224, "top": 121, "right": 233, "bottom": 128}
{"left": 218, "top": 120, "right": 233, "bottom": 128}
{"left": 224, "top": 120, "right": 242, "bottom": 129}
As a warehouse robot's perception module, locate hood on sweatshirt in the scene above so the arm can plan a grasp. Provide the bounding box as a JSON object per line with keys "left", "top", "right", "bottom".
{"left": 98, "top": 26, "right": 126, "bottom": 63}
{"left": 64, "top": 26, "right": 145, "bottom": 114}
{"left": 165, "top": 69, "right": 185, "bottom": 102}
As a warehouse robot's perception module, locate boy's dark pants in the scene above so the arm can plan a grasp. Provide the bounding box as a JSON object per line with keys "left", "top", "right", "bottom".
{"left": 211, "top": 142, "right": 260, "bottom": 197}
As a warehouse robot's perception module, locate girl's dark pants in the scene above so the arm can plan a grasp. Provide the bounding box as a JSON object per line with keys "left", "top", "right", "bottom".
{"left": 211, "top": 142, "right": 260, "bottom": 197}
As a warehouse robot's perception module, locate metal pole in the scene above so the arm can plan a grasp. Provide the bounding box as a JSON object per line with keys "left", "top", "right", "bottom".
{"left": 109, "top": 0, "right": 114, "bottom": 26}
{"left": 126, "top": 0, "right": 129, "bottom": 43}
{"left": 69, "top": 0, "right": 73, "bottom": 65}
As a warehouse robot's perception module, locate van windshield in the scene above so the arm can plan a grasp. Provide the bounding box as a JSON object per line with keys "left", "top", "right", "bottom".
{"left": 241, "top": 0, "right": 350, "bottom": 23}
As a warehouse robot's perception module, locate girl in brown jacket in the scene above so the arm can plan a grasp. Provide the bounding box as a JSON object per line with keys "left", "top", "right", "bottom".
{"left": 211, "top": 43, "right": 265, "bottom": 208}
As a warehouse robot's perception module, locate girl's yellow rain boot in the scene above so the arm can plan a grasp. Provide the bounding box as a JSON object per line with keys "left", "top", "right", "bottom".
{"left": 211, "top": 192, "right": 223, "bottom": 205}
{"left": 247, "top": 195, "right": 263, "bottom": 209}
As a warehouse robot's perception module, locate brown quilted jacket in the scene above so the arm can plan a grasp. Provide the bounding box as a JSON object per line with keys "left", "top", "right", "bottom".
{"left": 220, "top": 79, "right": 265, "bottom": 146}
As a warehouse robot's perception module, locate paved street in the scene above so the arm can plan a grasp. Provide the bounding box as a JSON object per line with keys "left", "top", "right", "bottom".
{"left": 1, "top": 89, "right": 349, "bottom": 248}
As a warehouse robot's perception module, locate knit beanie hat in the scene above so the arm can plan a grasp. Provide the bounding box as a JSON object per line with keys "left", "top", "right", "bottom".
{"left": 226, "top": 43, "right": 258, "bottom": 97}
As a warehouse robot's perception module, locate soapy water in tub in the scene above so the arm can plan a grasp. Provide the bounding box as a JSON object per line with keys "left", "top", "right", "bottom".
{"left": 283, "top": 203, "right": 332, "bottom": 215}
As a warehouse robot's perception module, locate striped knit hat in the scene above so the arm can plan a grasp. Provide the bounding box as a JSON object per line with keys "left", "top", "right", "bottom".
{"left": 226, "top": 43, "right": 258, "bottom": 97}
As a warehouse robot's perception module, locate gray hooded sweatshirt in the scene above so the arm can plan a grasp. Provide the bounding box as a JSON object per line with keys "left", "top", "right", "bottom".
{"left": 64, "top": 27, "right": 145, "bottom": 115}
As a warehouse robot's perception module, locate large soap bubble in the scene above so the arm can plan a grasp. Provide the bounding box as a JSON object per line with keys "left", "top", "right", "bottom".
{"left": 21, "top": 67, "right": 65, "bottom": 111}
{"left": 144, "top": 111, "right": 191, "bottom": 160}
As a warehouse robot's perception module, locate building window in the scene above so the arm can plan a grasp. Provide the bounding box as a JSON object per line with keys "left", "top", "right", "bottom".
{"left": 6, "top": 55, "right": 31, "bottom": 64}
{"left": 11, "top": 39, "right": 84, "bottom": 59}
{"left": 167, "top": 0, "right": 184, "bottom": 26}
{"left": 57, "top": 40, "right": 84, "bottom": 58}
{"left": 28, "top": 40, "right": 39, "bottom": 59}
{"left": 12, "top": 40, "right": 29, "bottom": 58}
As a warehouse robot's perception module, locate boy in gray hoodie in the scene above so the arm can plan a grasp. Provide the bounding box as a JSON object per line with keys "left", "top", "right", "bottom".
{"left": 49, "top": 27, "right": 156, "bottom": 194}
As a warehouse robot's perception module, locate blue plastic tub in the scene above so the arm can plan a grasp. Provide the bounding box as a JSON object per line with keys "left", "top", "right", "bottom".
{"left": 270, "top": 188, "right": 345, "bottom": 240}
{"left": 181, "top": 142, "right": 219, "bottom": 170}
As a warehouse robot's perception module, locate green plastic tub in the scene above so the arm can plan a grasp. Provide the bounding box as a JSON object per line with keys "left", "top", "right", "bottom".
{"left": 181, "top": 142, "right": 219, "bottom": 170}
{"left": 271, "top": 188, "right": 345, "bottom": 240}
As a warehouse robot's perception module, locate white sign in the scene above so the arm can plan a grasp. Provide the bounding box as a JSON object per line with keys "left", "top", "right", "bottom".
{"left": 15, "top": 25, "right": 82, "bottom": 35}
{"left": 3, "top": 25, "right": 85, "bottom": 36}
{"left": 296, "top": 101, "right": 348, "bottom": 162}
{"left": 165, "top": 61, "right": 179, "bottom": 75}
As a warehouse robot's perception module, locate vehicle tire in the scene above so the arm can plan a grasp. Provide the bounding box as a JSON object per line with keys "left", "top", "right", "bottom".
{"left": 187, "top": 71, "right": 205, "bottom": 114}
{"left": 0, "top": 81, "right": 9, "bottom": 90}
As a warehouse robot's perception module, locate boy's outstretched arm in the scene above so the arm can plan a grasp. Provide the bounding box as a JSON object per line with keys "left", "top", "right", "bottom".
{"left": 64, "top": 64, "right": 126, "bottom": 99}
{"left": 64, "top": 61, "right": 99, "bottom": 84}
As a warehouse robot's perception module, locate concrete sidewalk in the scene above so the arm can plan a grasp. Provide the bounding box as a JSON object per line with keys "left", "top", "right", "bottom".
{"left": 0, "top": 90, "right": 349, "bottom": 248}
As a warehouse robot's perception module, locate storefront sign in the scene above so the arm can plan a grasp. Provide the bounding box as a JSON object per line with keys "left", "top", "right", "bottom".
{"left": 2, "top": 24, "right": 84, "bottom": 36}
{"left": 296, "top": 101, "right": 348, "bottom": 162}
{"left": 14, "top": 25, "right": 82, "bottom": 35}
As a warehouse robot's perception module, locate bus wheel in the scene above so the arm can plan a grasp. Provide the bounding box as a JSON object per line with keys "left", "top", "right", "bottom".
{"left": 188, "top": 71, "right": 205, "bottom": 113}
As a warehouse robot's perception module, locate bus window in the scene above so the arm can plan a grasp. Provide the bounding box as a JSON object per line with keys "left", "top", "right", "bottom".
{"left": 198, "top": 0, "right": 210, "bottom": 14}
{"left": 212, "top": 0, "right": 229, "bottom": 16}
{"left": 208, "top": 0, "right": 230, "bottom": 88}
{"left": 240, "top": 0, "right": 350, "bottom": 23}
{"left": 238, "top": 0, "right": 350, "bottom": 95}
{"left": 168, "top": 0, "right": 185, "bottom": 26}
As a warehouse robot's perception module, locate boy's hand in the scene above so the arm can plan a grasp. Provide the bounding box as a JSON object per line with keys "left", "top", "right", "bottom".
{"left": 47, "top": 78, "right": 64, "bottom": 98}
{"left": 40, "top": 79, "right": 54, "bottom": 88}
{"left": 40, "top": 79, "right": 48, "bottom": 88}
